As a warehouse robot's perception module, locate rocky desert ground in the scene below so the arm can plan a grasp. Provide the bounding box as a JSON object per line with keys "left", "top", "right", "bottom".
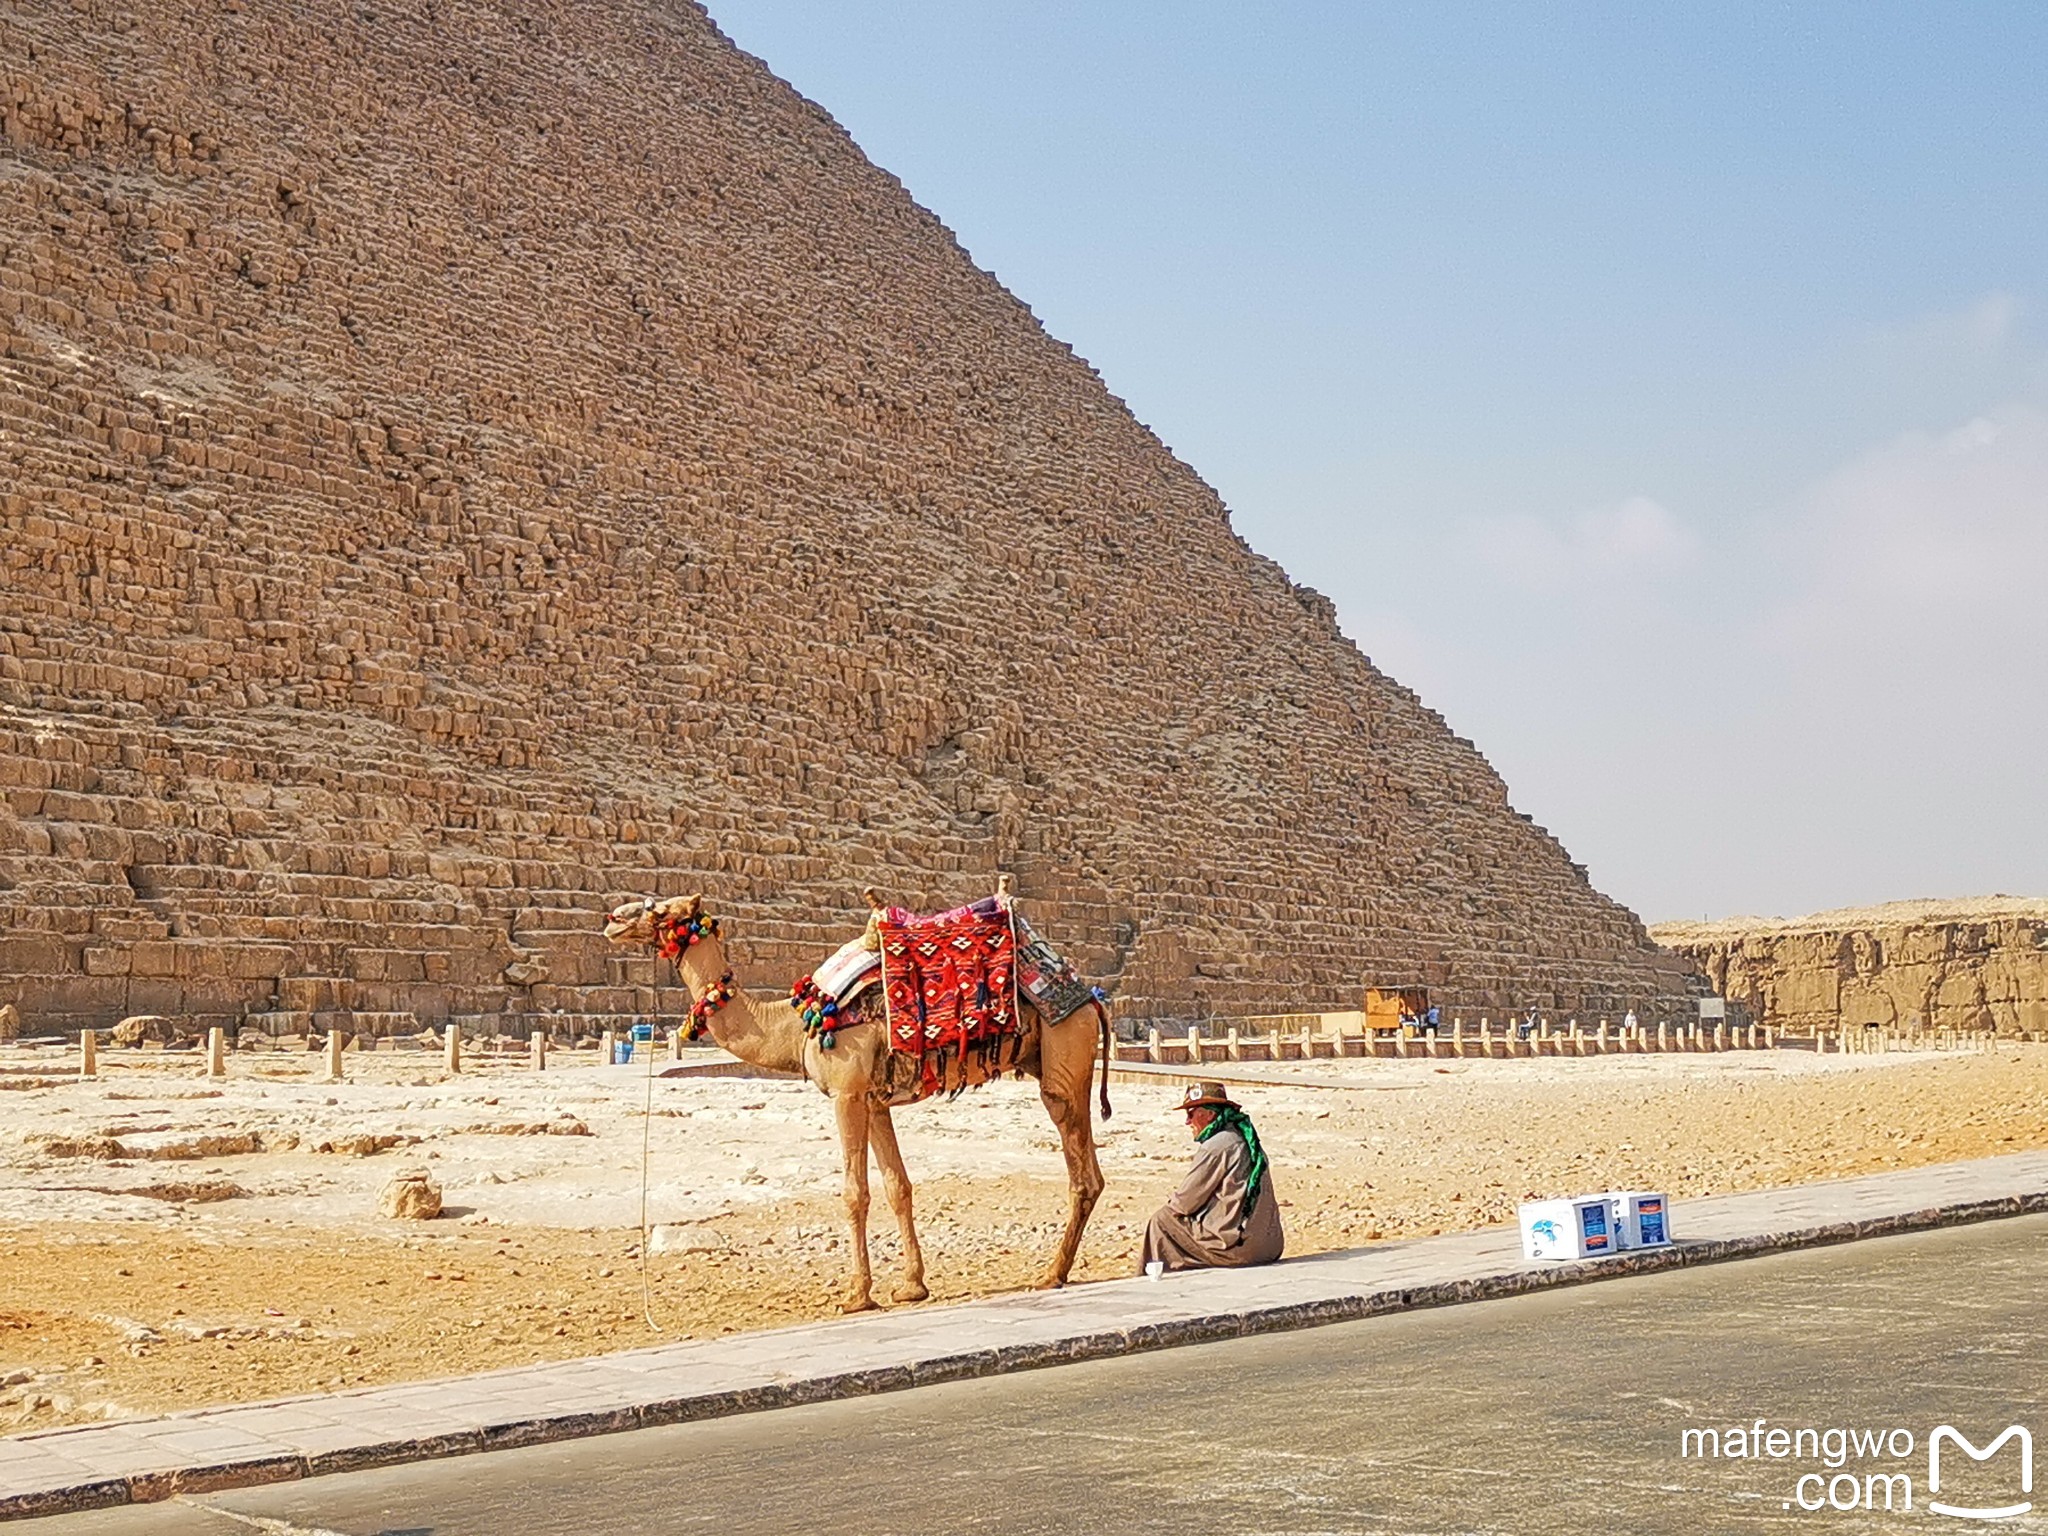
{"left": 4, "top": 1041, "right": 2045, "bottom": 1431}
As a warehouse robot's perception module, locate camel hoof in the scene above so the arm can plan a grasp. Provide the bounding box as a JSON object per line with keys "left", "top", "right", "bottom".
{"left": 891, "top": 1281, "right": 929, "bottom": 1304}
{"left": 839, "top": 1294, "right": 881, "bottom": 1315}
{"left": 1031, "top": 1273, "right": 1068, "bottom": 1292}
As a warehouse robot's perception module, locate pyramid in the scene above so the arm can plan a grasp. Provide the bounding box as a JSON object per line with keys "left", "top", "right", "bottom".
{"left": 0, "top": 0, "right": 1694, "bottom": 1038}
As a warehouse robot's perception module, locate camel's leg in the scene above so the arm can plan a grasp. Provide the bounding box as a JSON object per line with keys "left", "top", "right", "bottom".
{"left": 868, "top": 1105, "right": 929, "bottom": 1303}
{"left": 833, "top": 1093, "right": 879, "bottom": 1313}
{"left": 1035, "top": 1014, "right": 1106, "bottom": 1289}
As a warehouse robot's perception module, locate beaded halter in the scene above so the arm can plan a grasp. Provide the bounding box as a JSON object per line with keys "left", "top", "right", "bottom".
{"left": 642, "top": 902, "right": 736, "bottom": 1040}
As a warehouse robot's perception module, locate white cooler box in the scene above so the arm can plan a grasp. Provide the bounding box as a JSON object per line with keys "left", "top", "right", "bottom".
{"left": 1518, "top": 1196, "right": 1619, "bottom": 1261}
{"left": 1606, "top": 1190, "right": 1672, "bottom": 1249}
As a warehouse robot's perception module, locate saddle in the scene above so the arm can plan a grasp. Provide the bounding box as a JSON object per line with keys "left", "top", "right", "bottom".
{"left": 788, "top": 888, "right": 1097, "bottom": 1098}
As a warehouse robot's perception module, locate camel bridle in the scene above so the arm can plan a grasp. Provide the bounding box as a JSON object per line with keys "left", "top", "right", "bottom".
{"left": 640, "top": 902, "right": 732, "bottom": 1038}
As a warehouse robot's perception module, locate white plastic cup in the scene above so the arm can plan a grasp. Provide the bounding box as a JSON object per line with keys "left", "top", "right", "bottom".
{"left": 1144, "top": 1260, "right": 1164, "bottom": 1280}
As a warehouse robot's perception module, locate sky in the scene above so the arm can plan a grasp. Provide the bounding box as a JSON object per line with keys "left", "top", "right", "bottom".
{"left": 704, "top": 1, "right": 2048, "bottom": 924}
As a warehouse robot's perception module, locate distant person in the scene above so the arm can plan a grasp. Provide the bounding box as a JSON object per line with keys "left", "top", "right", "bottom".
{"left": 1141, "top": 1082, "right": 1285, "bottom": 1272}
{"left": 1624, "top": 1008, "right": 1639, "bottom": 1033}
{"left": 1423, "top": 1004, "right": 1442, "bottom": 1035}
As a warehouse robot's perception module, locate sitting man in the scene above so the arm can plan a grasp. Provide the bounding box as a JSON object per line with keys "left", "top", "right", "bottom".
{"left": 1141, "top": 1081, "right": 1285, "bottom": 1272}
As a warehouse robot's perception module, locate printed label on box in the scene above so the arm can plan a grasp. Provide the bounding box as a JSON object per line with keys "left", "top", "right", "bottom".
{"left": 1637, "top": 1200, "right": 1667, "bottom": 1245}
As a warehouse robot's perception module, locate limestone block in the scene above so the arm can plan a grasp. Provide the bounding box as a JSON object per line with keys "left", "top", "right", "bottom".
{"left": 0, "top": 936, "right": 70, "bottom": 974}
{"left": 278, "top": 978, "right": 352, "bottom": 1012}
{"left": 377, "top": 1170, "right": 442, "bottom": 1221}
{"left": 111, "top": 1014, "right": 180, "bottom": 1046}
{"left": 81, "top": 946, "right": 129, "bottom": 976}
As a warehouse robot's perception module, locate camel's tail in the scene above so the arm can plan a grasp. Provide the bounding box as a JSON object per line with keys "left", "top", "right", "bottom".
{"left": 1095, "top": 998, "right": 1114, "bottom": 1122}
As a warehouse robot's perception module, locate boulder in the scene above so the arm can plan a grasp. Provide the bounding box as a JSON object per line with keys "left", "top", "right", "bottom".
{"left": 378, "top": 1170, "right": 442, "bottom": 1220}
{"left": 111, "top": 1014, "right": 179, "bottom": 1047}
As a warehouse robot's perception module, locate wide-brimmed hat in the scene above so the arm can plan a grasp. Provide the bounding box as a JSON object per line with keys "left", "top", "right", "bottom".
{"left": 1173, "top": 1081, "right": 1239, "bottom": 1113}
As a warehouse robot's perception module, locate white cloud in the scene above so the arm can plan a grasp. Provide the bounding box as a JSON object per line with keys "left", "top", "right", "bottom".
{"left": 1325, "top": 392, "right": 2048, "bottom": 922}
{"left": 1370, "top": 402, "right": 2048, "bottom": 921}
{"left": 1863, "top": 291, "right": 2023, "bottom": 367}
{"left": 1763, "top": 403, "right": 2048, "bottom": 660}
{"left": 1467, "top": 495, "right": 1702, "bottom": 591}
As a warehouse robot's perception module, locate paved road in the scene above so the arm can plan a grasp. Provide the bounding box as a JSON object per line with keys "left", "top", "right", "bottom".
{"left": 39, "top": 1216, "right": 2047, "bottom": 1535}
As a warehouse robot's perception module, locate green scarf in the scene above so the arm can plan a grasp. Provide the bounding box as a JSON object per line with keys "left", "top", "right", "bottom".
{"left": 1197, "top": 1105, "right": 1267, "bottom": 1215}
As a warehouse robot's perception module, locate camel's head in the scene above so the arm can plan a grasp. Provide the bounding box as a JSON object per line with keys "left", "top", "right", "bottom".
{"left": 603, "top": 895, "right": 664, "bottom": 946}
{"left": 603, "top": 894, "right": 723, "bottom": 960}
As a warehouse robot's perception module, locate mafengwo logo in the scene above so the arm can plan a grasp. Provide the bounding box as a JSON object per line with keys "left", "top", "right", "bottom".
{"left": 1680, "top": 1419, "right": 2032, "bottom": 1517}
{"left": 1928, "top": 1425, "right": 2032, "bottom": 1521}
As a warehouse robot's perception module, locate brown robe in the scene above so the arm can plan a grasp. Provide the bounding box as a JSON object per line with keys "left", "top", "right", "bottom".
{"left": 1141, "top": 1124, "right": 1285, "bottom": 1271}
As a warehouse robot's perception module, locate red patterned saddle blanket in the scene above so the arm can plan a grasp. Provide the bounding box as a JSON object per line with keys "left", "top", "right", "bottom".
{"left": 788, "top": 896, "right": 1096, "bottom": 1100}
{"left": 877, "top": 896, "right": 1018, "bottom": 1060}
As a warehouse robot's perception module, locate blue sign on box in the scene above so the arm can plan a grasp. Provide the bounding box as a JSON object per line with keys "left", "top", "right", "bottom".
{"left": 1602, "top": 1190, "right": 1673, "bottom": 1249}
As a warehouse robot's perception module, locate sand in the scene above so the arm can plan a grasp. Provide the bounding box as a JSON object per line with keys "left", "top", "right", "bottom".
{"left": 4, "top": 1042, "right": 2046, "bottom": 1431}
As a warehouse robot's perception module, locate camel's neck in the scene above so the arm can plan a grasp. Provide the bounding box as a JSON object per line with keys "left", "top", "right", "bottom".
{"left": 670, "top": 939, "right": 807, "bottom": 1077}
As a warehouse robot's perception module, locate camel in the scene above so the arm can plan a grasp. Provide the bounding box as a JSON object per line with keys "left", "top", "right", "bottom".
{"left": 603, "top": 890, "right": 1110, "bottom": 1313}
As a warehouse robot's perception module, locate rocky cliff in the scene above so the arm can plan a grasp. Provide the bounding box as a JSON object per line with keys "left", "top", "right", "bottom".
{"left": 1652, "top": 898, "right": 2048, "bottom": 1036}
{"left": 0, "top": 0, "right": 1695, "bottom": 1037}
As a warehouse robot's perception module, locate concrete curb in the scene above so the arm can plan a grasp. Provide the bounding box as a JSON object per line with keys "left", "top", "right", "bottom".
{"left": 4, "top": 1183, "right": 2044, "bottom": 1522}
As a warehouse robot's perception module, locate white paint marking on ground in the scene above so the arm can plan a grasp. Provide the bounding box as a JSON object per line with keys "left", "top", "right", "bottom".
{"left": 177, "top": 1499, "right": 356, "bottom": 1536}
